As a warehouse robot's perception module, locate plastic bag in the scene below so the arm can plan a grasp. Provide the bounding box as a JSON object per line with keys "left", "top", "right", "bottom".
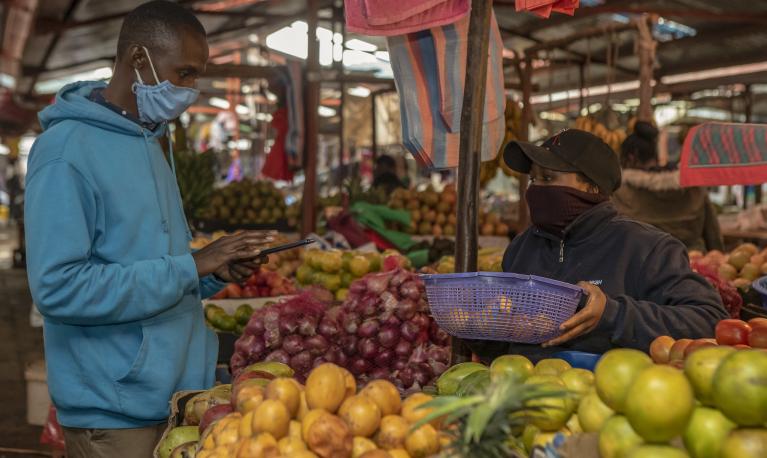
{"left": 40, "top": 405, "right": 65, "bottom": 450}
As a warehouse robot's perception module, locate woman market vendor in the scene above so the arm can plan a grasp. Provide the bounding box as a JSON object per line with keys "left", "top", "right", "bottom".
{"left": 469, "top": 129, "right": 729, "bottom": 363}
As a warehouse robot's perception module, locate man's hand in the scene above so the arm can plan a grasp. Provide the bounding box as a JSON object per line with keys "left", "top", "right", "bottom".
{"left": 192, "top": 231, "right": 273, "bottom": 280}
{"left": 543, "top": 281, "right": 607, "bottom": 347}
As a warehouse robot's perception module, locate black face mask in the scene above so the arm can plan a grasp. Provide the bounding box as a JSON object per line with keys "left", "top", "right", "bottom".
{"left": 525, "top": 185, "right": 607, "bottom": 236}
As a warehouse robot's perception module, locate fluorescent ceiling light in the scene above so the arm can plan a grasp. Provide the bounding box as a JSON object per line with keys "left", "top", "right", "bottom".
{"left": 661, "top": 61, "right": 767, "bottom": 85}
{"left": 0, "top": 73, "right": 16, "bottom": 89}
{"left": 346, "top": 39, "right": 377, "bottom": 52}
{"left": 374, "top": 51, "right": 390, "bottom": 62}
{"left": 347, "top": 86, "right": 371, "bottom": 97}
{"left": 539, "top": 111, "right": 566, "bottom": 121}
{"left": 34, "top": 66, "right": 113, "bottom": 94}
{"left": 235, "top": 104, "right": 249, "bottom": 115}
{"left": 318, "top": 106, "right": 337, "bottom": 117}
{"left": 209, "top": 97, "right": 230, "bottom": 110}
{"left": 255, "top": 112, "right": 273, "bottom": 122}
{"left": 531, "top": 80, "right": 642, "bottom": 104}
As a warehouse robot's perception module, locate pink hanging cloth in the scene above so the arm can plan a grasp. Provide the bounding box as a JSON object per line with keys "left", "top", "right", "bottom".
{"left": 344, "top": 0, "right": 469, "bottom": 36}
{"left": 516, "top": 0, "right": 579, "bottom": 18}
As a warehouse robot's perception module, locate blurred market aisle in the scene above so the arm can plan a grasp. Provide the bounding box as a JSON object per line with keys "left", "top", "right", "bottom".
{"left": 0, "top": 224, "right": 46, "bottom": 453}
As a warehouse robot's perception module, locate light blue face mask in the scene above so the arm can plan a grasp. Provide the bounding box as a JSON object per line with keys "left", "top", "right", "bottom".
{"left": 132, "top": 46, "right": 200, "bottom": 124}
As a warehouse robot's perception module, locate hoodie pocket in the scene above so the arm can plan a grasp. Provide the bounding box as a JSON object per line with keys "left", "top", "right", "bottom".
{"left": 114, "top": 304, "right": 208, "bottom": 421}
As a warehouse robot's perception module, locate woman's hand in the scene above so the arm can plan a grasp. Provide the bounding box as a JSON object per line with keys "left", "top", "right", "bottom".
{"left": 192, "top": 231, "right": 273, "bottom": 279}
{"left": 213, "top": 257, "right": 269, "bottom": 284}
{"left": 543, "top": 281, "right": 606, "bottom": 347}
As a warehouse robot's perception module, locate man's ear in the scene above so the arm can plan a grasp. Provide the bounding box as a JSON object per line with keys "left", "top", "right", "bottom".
{"left": 128, "top": 45, "right": 148, "bottom": 71}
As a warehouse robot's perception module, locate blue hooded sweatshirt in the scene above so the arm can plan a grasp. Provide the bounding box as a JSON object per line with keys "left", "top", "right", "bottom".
{"left": 25, "top": 81, "right": 224, "bottom": 429}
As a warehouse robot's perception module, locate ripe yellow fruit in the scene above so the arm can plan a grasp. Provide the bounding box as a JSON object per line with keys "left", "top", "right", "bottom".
{"left": 339, "top": 395, "right": 383, "bottom": 437}
{"left": 278, "top": 436, "right": 307, "bottom": 454}
{"left": 405, "top": 424, "right": 440, "bottom": 458}
{"left": 305, "top": 363, "right": 348, "bottom": 413}
{"left": 361, "top": 380, "right": 402, "bottom": 416}
{"left": 302, "top": 409, "right": 330, "bottom": 443}
{"left": 252, "top": 399, "right": 291, "bottom": 440}
{"left": 401, "top": 393, "right": 435, "bottom": 425}
{"left": 236, "top": 433, "right": 278, "bottom": 458}
{"left": 375, "top": 415, "right": 410, "bottom": 450}
{"left": 353, "top": 436, "right": 379, "bottom": 457}
{"left": 265, "top": 377, "right": 302, "bottom": 418}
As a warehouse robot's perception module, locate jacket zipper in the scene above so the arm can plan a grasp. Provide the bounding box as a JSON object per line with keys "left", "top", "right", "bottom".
{"left": 559, "top": 240, "right": 565, "bottom": 263}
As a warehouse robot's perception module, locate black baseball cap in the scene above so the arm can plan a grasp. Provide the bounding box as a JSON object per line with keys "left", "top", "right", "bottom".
{"left": 503, "top": 129, "right": 622, "bottom": 194}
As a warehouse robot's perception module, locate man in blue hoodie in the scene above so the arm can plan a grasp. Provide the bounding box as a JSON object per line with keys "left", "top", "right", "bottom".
{"left": 25, "top": 2, "right": 268, "bottom": 456}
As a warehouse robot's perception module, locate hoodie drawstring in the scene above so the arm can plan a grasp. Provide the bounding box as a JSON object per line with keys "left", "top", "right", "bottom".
{"left": 140, "top": 129, "right": 171, "bottom": 240}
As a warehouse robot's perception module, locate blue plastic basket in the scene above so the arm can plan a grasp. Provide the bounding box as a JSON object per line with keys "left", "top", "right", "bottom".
{"left": 421, "top": 272, "right": 583, "bottom": 344}
{"left": 553, "top": 351, "right": 602, "bottom": 371}
{"left": 752, "top": 275, "right": 767, "bottom": 308}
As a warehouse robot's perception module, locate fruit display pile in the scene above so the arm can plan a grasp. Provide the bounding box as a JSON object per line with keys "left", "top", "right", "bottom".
{"left": 429, "top": 247, "right": 504, "bottom": 274}
{"left": 231, "top": 268, "right": 450, "bottom": 390}
{"left": 211, "top": 270, "right": 296, "bottom": 300}
{"left": 295, "top": 250, "right": 389, "bottom": 302}
{"left": 387, "top": 186, "right": 509, "bottom": 237}
{"left": 690, "top": 243, "right": 767, "bottom": 289}
{"left": 159, "top": 361, "right": 446, "bottom": 458}
{"left": 205, "top": 303, "right": 256, "bottom": 334}
{"left": 197, "top": 180, "right": 288, "bottom": 227}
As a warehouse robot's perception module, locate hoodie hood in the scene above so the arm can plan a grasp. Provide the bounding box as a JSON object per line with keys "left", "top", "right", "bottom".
{"left": 620, "top": 169, "right": 682, "bottom": 192}
{"left": 39, "top": 81, "right": 163, "bottom": 138}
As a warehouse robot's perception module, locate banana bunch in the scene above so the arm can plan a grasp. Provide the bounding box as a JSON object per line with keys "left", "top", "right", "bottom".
{"left": 173, "top": 150, "right": 216, "bottom": 220}
{"left": 574, "top": 115, "right": 627, "bottom": 153}
{"left": 481, "top": 101, "right": 525, "bottom": 187}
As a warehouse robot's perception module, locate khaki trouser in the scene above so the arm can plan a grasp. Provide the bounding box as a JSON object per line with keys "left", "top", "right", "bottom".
{"left": 63, "top": 423, "right": 166, "bottom": 458}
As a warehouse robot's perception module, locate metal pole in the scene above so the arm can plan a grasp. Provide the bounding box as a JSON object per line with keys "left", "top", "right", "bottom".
{"left": 452, "top": 0, "right": 493, "bottom": 364}
{"left": 301, "top": 0, "right": 320, "bottom": 236}
{"left": 371, "top": 92, "right": 378, "bottom": 159}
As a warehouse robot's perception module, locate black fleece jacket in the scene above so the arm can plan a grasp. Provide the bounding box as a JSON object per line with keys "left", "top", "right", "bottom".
{"left": 468, "top": 202, "right": 728, "bottom": 363}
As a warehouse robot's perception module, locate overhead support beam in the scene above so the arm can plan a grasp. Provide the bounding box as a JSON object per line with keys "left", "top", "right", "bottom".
{"left": 525, "top": 22, "right": 637, "bottom": 55}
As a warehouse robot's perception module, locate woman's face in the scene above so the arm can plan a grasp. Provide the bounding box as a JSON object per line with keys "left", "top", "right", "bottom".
{"left": 529, "top": 163, "right": 593, "bottom": 193}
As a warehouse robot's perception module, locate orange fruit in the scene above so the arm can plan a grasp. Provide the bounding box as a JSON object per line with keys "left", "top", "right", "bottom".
{"left": 361, "top": 380, "right": 402, "bottom": 416}
{"left": 305, "top": 363, "right": 348, "bottom": 413}
{"left": 578, "top": 389, "right": 614, "bottom": 433}
{"left": 339, "top": 395, "right": 382, "bottom": 438}
{"left": 252, "top": 399, "right": 291, "bottom": 440}
{"left": 683, "top": 407, "right": 736, "bottom": 458}
{"left": 375, "top": 415, "right": 410, "bottom": 450}
{"left": 404, "top": 424, "right": 439, "bottom": 458}
{"left": 265, "top": 377, "right": 302, "bottom": 418}
{"left": 720, "top": 429, "right": 767, "bottom": 458}
{"left": 683, "top": 346, "right": 735, "bottom": 406}
{"left": 234, "top": 381, "right": 265, "bottom": 414}
{"left": 624, "top": 365, "right": 695, "bottom": 443}
{"left": 712, "top": 350, "right": 767, "bottom": 426}
{"left": 595, "top": 349, "right": 652, "bottom": 413}
{"left": 400, "top": 393, "right": 434, "bottom": 425}
{"left": 598, "top": 415, "right": 644, "bottom": 458}
{"left": 524, "top": 378, "right": 574, "bottom": 432}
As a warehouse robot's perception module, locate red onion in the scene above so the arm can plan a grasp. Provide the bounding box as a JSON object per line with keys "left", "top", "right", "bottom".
{"left": 398, "top": 366, "right": 415, "bottom": 387}
{"left": 342, "top": 313, "right": 360, "bottom": 335}
{"left": 305, "top": 334, "right": 330, "bottom": 355}
{"left": 350, "top": 357, "right": 371, "bottom": 376}
{"left": 230, "top": 353, "right": 247, "bottom": 372}
{"left": 393, "top": 358, "right": 408, "bottom": 371}
{"left": 318, "top": 317, "right": 340, "bottom": 338}
{"left": 429, "top": 322, "right": 450, "bottom": 345}
{"left": 349, "top": 280, "right": 367, "bottom": 294}
{"left": 395, "top": 340, "right": 413, "bottom": 357}
{"left": 282, "top": 334, "right": 305, "bottom": 355}
{"left": 297, "top": 315, "right": 318, "bottom": 336}
{"left": 244, "top": 318, "right": 265, "bottom": 336}
{"left": 365, "top": 271, "right": 392, "bottom": 294}
{"left": 341, "top": 335, "right": 358, "bottom": 356}
{"left": 391, "top": 270, "right": 410, "bottom": 287}
{"left": 411, "top": 313, "right": 431, "bottom": 330}
{"left": 369, "top": 367, "right": 390, "bottom": 381}
{"left": 399, "top": 281, "right": 421, "bottom": 300}
{"left": 413, "top": 363, "right": 432, "bottom": 386}
{"left": 429, "top": 360, "right": 448, "bottom": 376}
{"left": 235, "top": 334, "right": 256, "bottom": 356}
{"left": 312, "top": 356, "right": 327, "bottom": 368}
{"left": 279, "top": 314, "right": 299, "bottom": 334}
{"left": 265, "top": 349, "right": 290, "bottom": 365}
{"left": 264, "top": 327, "right": 282, "bottom": 348}
{"left": 262, "top": 309, "right": 280, "bottom": 324}
{"left": 384, "top": 315, "right": 402, "bottom": 327}
{"left": 358, "top": 337, "right": 378, "bottom": 359}
{"left": 357, "top": 319, "right": 380, "bottom": 338}
{"left": 290, "top": 350, "right": 312, "bottom": 374}
{"left": 400, "top": 321, "right": 420, "bottom": 342}
{"left": 417, "top": 299, "right": 429, "bottom": 312}
{"left": 378, "top": 325, "right": 400, "bottom": 348}
{"left": 374, "top": 349, "right": 394, "bottom": 368}
{"left": 426, "top": 345, "right": 450, "bottom": 364}
{"left": 360, "top": 299, "right": 378, "bottom": 317}
{"left": 409, "top": 345, "right": 428, "bottom": 364}
{"left": 394, "top": 299, "right": 417, "bottom": 321}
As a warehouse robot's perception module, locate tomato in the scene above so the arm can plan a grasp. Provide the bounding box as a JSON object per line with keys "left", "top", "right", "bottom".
{"left": 242, "top": 285, "right": 259, "bottom": 298}
{"left": 669, "top": 339, "right": 692, "bottom": 361}
{"left": 224, "top": 283, "right": 243, "bottom": 299}
{"left": 649, "top": 336, "right": 675, "bottom": 364}
{"left": 748, "top": 317, "right": 767, "bottom": 328}
{"left": 684, "top": 339, "right": 717, "bottom": 358}
{"left": 748, "top": 325, "right": 767, "bottom": 348}
{"left": 211, "top": 288, "right": 228, "bottom": 300}
{"left": 715, "top": 319, "right": 752, "bottom": 346}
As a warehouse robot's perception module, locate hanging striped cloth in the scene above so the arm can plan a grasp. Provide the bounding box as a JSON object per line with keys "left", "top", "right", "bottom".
{"left": 680, "top": 122, "right": 767, "bottom": 187}
{"left": 387, "top": 12, "right": 506, "bottom": 169}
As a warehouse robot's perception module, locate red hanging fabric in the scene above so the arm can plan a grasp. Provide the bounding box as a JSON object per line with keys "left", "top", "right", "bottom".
{"left": 261, "top": 107, "right": 293, "bottom": 181}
